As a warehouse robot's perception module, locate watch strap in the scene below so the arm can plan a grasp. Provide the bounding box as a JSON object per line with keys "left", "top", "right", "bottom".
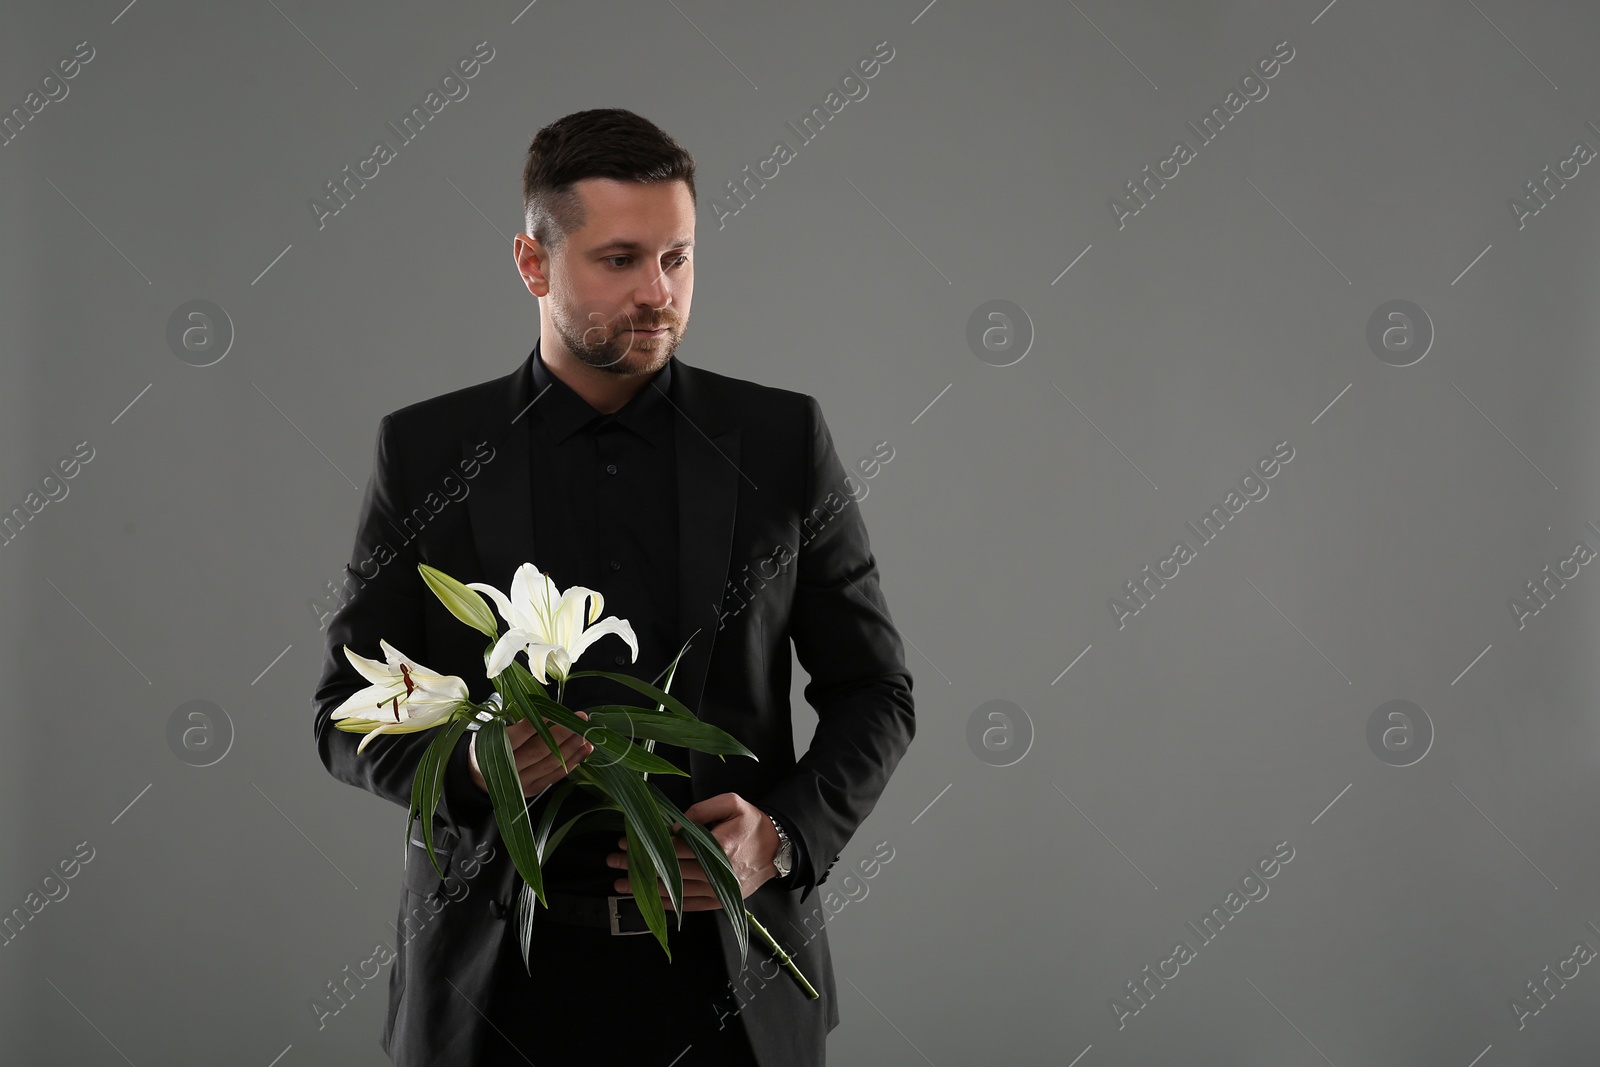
{"left": 762, "top": 809, "right": 794, "bottom": 876}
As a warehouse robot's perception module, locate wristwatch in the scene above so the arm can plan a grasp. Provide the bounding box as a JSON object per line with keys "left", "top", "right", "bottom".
{"left": 761, "top": 809, "right": 794, "bottom": 878}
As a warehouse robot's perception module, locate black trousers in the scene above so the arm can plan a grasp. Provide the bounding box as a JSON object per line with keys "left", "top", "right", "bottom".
{"left": 480, "top": 904, "right": 760, "bottom": 1066}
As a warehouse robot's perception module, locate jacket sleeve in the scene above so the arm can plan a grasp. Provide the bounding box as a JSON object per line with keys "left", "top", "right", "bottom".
{"left": 754, "top": 395, "right": 915, "bottom": 898}
{"left": 311, "top": 413, "right": 493, "bottom": 838}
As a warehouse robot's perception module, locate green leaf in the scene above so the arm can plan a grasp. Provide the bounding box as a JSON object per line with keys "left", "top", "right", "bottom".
{"left": 528, "top": 787, "right": 625, "bottom": 878}
{"left": 511, "top": 686, "right": 694, "bottom": 775}
{"left": 475, "top": 718, "right": 546, "bottom": 905}
{"left": 532, "top": 779, "right": 576, "bottom": 862}
{"left": 582, "top": 725, "right": 691, "bottom": 775}
{"left": 419, "top": 716, "right": 470, "bottom": 879}
{"left": 562, "top": 669, "right": 702, "bottom": 723}
{"left": 581, "top": 708, "right": 757, "bottom": 759}
{"left": 492, "top": 669, "right": 563, "bottom": 774}
{"left": 517, "top": 662, "right": 554, "bottom": 703}
{"left": 515, "top": 879, "right": 539, "bottom": 977}
{"left": 543, "top": 805, "right": 625, "bottom": 861}
{"left": 625, "top": 816, "right": 670, "bottom": 957}
{"left": 583, "top": 760, "right": 683, "bottom": 917}
{"left": 649, "top": 781, "right": 751, "bottom": 967}
{"left": 418, "top": 562, "right": 499, "bottom": 637}
{"left": 517, "top": 803, "right": 627, "bottom": 977}
{"left": 501, "top": 659, "right": 559, "bottom": 724}
{"left": 655, "top": 635, "right": 692, "bottom": 710}
{"left": 405, "top": 735, "right": 440, "bottom": 873}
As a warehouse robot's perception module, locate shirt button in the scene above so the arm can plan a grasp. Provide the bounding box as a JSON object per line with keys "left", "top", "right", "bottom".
{"left": 614, "top": 653, "right": 627, "bottom": 665}
{"left": 609, "top": 559, "right": 621, "bottom": 571}
{"left": 606, "top": 463, "right": 618, "bottom": 475}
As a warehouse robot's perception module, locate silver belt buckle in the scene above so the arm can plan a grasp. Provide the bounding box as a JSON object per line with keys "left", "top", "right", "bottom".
{"left": 608, "top": 894, "right": 649, "bottom": 936}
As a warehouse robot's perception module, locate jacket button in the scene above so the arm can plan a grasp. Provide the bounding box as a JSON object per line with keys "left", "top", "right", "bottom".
{"left": 488, "top": 899, "right": 507, "bottom": 919}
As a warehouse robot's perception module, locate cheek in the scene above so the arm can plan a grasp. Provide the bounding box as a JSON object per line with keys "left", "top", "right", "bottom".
{"left": 562, "top": 272, "right": 621, "bottom": 318}
{"left": 546, "top": 268, "right": 573, "bottom": 306}
{"left": 560, "top": 259, "right": 606, "bottom": 297}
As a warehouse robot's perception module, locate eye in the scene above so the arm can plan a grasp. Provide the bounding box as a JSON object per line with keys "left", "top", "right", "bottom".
{"left": 605, "top": 256, "right": 630, "bottom": 268}
{"left": 667, "top": 254, "right": 690, "bottom": 268}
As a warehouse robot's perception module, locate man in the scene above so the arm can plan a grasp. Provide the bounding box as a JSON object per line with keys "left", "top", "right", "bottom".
{"left": 312, "top": 108, "right": 915, "bottom": 1066}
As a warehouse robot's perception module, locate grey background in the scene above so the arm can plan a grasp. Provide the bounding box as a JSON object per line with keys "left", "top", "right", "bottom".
{"left": 3, "top": 0, "right": 1598, "bottom": 1064}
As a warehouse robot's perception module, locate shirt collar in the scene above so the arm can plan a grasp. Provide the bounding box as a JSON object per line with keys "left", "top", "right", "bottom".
{"left": 528, "top": 338, "right": 675, "bottom": 447}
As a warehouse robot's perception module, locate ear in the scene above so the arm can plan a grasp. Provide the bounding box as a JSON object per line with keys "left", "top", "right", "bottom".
{"left": 514, "top": 234, "right": 550, "bottom": 298}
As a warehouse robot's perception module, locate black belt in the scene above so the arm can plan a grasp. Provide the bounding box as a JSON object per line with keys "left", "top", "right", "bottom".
{"left": 539, "top": 891, "right": 654, "bottom": 935}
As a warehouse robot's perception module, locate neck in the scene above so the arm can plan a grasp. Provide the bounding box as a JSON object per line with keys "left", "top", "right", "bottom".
{"left": 537, "top": 331, "right": 659, "bottom": 415}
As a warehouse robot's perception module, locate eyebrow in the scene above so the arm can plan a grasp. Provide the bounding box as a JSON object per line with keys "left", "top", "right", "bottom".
{"left": 593, "top": 238, "right": 694, "bottom": 253}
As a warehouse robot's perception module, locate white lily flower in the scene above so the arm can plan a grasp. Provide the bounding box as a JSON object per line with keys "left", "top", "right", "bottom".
{"left": 329, "top": 638, "right": 470, "bottom": 753}
{"left": 467, "top": 563, "right": 639, "bottom": 683}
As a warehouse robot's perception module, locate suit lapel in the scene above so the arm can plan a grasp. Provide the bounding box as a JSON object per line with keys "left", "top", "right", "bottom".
{"left": 463, "top": 351, "right": 536, "bottom": 603}
{"left": 667, "top": 359, "right": 741, "bottom": 719}
{"left": 463, "top": 349, "right": 742, "bottom": 720}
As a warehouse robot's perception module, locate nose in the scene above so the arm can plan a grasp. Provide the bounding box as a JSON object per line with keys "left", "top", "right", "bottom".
{"left": 634, "top": 265, "right": 672, "bottom": 314}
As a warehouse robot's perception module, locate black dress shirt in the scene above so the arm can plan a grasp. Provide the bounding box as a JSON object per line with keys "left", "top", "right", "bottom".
{"left": 445, "top": 339, "right": 804, "bottom": 895}
{"left": 523, "top": 341, "right": 690, "bottom": 894}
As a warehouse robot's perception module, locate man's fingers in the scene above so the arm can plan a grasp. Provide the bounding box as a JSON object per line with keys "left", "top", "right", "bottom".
{"left": 516, "top": 729, "right": 589, "bottom": 773}
{"left": 610, "top": 844, "right": 712, "bottom": 885}
{"left": 661, "top": 885, "right": 724, "bottom": 912}
{"left": 611, "top": 879, "right": 722, "bottom": 910}
{"left": 520, "top": 737, "right": 593, "bottom": 795}
{"left": 508, "top": 709, "right": 587, "bottom": 746}
{"left": 509, "top": 711, "right": 590, "bottom": 763}
{"left": 615, "top": 836, "right": 697, "bottom": 859}
{"left": 473, "top": 714, "right": 595, "bottom": 798}
{"left": 509, "top": 713, "right": 594, "bottom": 796}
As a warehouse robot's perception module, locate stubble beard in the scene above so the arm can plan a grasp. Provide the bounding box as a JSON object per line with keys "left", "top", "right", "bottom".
{"left": 554, "top": 302, "right": 683, "bottom": 379}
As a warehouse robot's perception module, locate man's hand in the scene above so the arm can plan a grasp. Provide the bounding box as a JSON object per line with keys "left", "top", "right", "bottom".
{"left": 604, "top": 792, "right": 781, "bottom": 911}
{"left": 469, "top": 711, "right": 594, "bottom": 798}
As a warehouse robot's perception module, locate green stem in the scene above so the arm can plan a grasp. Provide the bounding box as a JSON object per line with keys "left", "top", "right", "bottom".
{"left": 745, "top": 908, "right": 819, "bottom": 999}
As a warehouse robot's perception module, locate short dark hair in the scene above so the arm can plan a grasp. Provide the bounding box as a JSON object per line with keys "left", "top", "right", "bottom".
{"left": 522, "top": 108, "right": 697, "bottom": 252}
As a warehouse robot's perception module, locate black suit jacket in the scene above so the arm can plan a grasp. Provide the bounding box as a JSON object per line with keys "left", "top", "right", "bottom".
{"left": 311, "top": 348, "right": 916, "bottom": 1065}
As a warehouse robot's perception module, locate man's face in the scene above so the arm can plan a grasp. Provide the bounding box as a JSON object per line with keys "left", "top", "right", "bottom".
{"left": 519, "top": 177, "right": 695, "bottom": 378}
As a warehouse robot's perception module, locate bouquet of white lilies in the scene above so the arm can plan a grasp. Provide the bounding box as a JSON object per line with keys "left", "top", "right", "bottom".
{"left": 329, "top": 561, "right": 816, "bottom": 997}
